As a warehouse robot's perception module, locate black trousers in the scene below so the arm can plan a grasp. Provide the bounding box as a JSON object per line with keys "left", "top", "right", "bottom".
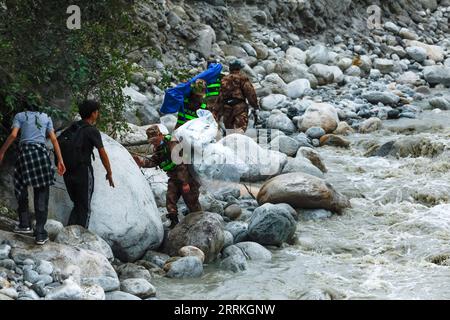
{"left": 63, "top": 165, "right": 94, "bottom": 228}
{"left": 17, "top": 186, "right": 50, "bottom": 236}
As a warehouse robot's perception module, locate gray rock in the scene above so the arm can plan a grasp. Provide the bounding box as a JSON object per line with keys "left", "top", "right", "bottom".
{"left": 220, "top": 247, "right": 248, "bottom": 272}
{"left": 31, "top": 282, "right": 49, "bottom": 298}
{"left": 293, "top": 133, "right": 314, "bottom": 148}
{"left": 55, "top": 225, "right": 114, "bottom": 261}
{"left": 429, "top": 97, "right": 450, "bottom": 110}
{"left": 384, "top": 21, "right": 401, "bottom": 33}
{"left": 399, "top": 28, "right": 419, "bottom": 40}
{"left": 164, "top": 256, "right": 203, "bottom": 278}
{"left": 260, "top": 94, "right": 288, "bottom": 111}
{"left": 223, "top": 230, "right": 234, "bottom": 248}
{"left": 81, "top": 284, "right": 105, "bottom": 300}
{"left": 141, "top": 250, "right": 170, "bottom": 269}
{"left": 0, "top": 287, "right": 18, "bottom": 299}
{"left": 305, "top": 127, "right": 326, "bottom": 139}
{"left": 359, "top": 117, "right": 382, "bottom": 133}
{"left": 0, "top": 259, "right": 15, "bottom": 270}
{"left": 362, "top": 91, "right": 400, "bottom": 105}
{"left": 248, "top": 203, "right": 297, "bottom": 246}
{"left": 192, "top": 26, "right": 216, "bottom": 58}
{"left": 45, "top": 278, "right": 83, "bottom": 300}
{"left": 179, "top": 246, "right": 205, "bottom": 263}
{"left": 257, "top": 173, "right": 350, "bottom": 214}
{"left": 406, "top": 46, "right": 428, "bottom": 62}
{"left": 296, "top": 147, "right": 327, "bottom": 173}
{"left": 424, "top": 66, "right": 450, "bottom": 86}
{"left": 164, "top": 212, "right": 224, "bottom": 263}
{"left": 374, "top": 58, "right": 395, "bottom": 74}
{"left": 286, "top": 79, "right": 311, "bottom": 99}
{"left": 0, "top": 244, "right": 11, "bottom": 260}
{"left": 261, "top": 73, "right": 288, "bottom": 95}
{"left": 18, "top": 288, "right": 41, "bottom": 300}
{"left": 267, "top": 110, "right": 296, "bottom": 134}
{"left": 36, "top": 274, "right": 53, "bottom": 285}
{"left": 306, "top": 45, "right": 330, "bottom": 66}
{"left": 270, "top": 135, "right": 300, "bottom": 156}
{"left": 282, "top": 157, "right": 325, "bottom": 178}
{"left": 105, "top": 291, "right": 141, "bottom": 300}
{"left": 242, "top": 43, "right": 257, "bottom": 57}
{"left": 120, "top": 278, "right": 156, "bottom": 299}
{"left": 36, "top": 260, "right": 54, "bottom": 276}
{"left": 235, "top": 242, "right": 272, "bottom": 261}
{"left": 116, "top": 263, "right": 152, "bottom": 282}
{"left": 225, "top": 222, "right": 249, "bottom": 244}
{"left": 23, "top": 268, "right": 40, "bottom": 284}
{"left": 224, "top": 204, "right": 242, "bottom": 221}
{"left": 299, "top": 102, "right": 339, "bottom": 133}
{"left": 45, "top": 220, "right": 64, "bottom": 241}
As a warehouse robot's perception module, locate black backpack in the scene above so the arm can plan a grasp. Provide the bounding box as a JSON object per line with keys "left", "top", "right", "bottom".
{"left": 57, "top": 122, "right": 92, "bottom": 172}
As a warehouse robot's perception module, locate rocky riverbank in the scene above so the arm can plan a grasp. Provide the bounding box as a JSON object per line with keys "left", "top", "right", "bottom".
{"left": 1, "top": 0, "right": 450, "bottom": 299}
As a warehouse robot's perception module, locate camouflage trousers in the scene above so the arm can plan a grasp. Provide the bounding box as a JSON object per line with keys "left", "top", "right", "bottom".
{"left": 222, "top": 102, "right": 249, "bottom": 133}
{"left": 206, "top": 98, "right": 222, "bottom": 123}
{"left": 166, "top": 177, "right": 202, "bottom": 217}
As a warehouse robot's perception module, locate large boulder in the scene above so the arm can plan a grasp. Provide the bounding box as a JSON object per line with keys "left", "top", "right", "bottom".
{"left": 404, "top": 40, "right": 445, "bottom": 62}
{"left": 286, "top": 79, "right": 311, "bottom": 99}
{"left": 296, "top": 147, "right": 327, "bottom": 173}
{"left": 49, "top": 134, "right": 164, "bottom": 262}
{"left": 1, "top": 230, "right": 119, "bottom": 292}
{"left": 261, "top": 73, "right": 288, "bottom": 94}
{"left": 218, "top": 134, "right": 288, "bottom": 182}
{"left": 260, "top": 94, "right": 288, "bottom": 111}
{"left": 298, "top": 103, "right": 339, "bottom": 133}
{"left": 282, "top": 156, "right": 325, "bottom": 178}
{"left": 248, "top": 203, "right": 297, "bottom": 246}
{"left": 191, "top": 25, "right": 216, "bottom": 58}
{"left": 267, "top": 110, "right": 296, "bottom": 134}
{"left": 54, "top": 225, "right": 114, "bottom": 261}
{"left": 379, "top": 136, "right": 445, "bottom": 158}
{"left": 164, "top": 212, "right": 225, "bottom": 263}
{"left": 423, "top": 66, "right": 450, "bottom": 86}
{"left": 257, "top": 173, "right": 350, "bottom": 214}
{"left": 164, "top": 256, "right": 204, "bottom": 279}
{"left": 270, "top": 135, "right": 300, "bottom": 156}
{"left": 306, "top": 45, "right": 330, "bottom": 66}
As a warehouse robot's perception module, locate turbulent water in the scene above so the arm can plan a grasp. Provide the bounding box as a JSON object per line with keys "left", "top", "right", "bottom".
{"left": 152, "top": 105, "right": 450, "bottom": 300}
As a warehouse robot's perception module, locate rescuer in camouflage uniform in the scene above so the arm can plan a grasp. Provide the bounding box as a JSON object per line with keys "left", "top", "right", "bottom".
{"left": 175, "top": 79, "right": 207, "bottom": 129}
{"left": 218, "top": 60, "right": 259, "bottom": 133}
{"left": 133, "top": 125, "right": 202, "bottom": 229}
{"left": 204, "top": 61, "right": 224, "bottom": 122}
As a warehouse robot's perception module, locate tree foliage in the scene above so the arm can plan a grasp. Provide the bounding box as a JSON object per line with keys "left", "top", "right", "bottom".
{"left": 0, "top": 0, "right": 150, "bottom": 137}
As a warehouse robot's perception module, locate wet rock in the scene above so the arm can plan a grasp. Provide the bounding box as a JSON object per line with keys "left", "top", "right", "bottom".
{"left": 362, "top": 91, "right": 400, "bottom": 105}
{"left": 105, "top": 291, "right": 141, "bottom": 300}
{"left": 423, "top": 66, "right": 450, "bottom": 86}
{"left": 223, "top": 230, "right": 234, "bottom": 248}
{"left": 299, "top": 209, "right": 333, "bottom": 221}
{"left": 299, "top": 103, "right": 339, "bottom": 133}
{"left": 260, "top": 94, "right": 288, "bottom": 111}
{"left": 220, "top": 249, "right": 248, "bottom": 273}
{"left": 18, "top": 288, "right": 40, "bottom": 300}
{"left": 165, "top": 212, "right": 224, "bottom": 263}
{"left": 286, "top": 79, "right": 311, "bottom": 99}
{"left": 333, "top": 121, "right": 354, "bottom": 136}
{"left": 235, "top": 242, "right": 272, "bottom": 261}
{"left": 31, "top": 282, "right": 48, "bottom": 298}
{"left": 120, "top": 278, "right": 156, "bottom": 299}
{"left": 429, "top": 97, "right": 450, "bottom": 110}
{"left": 359, "top": 117, "right": 382, "bottom": 133}
{"left": 179, "top": 246, "right": 205, "bottom": 263}
{"left": 296, "top": 147, "right": 327, "bottom": 173}
{"left": 224, "top": 204, "right": 242, "bottom": 221}
{"left": 2, "top": 230, "right": 119, "bottom": 291}
{"left": 115, "top": 263, "right": 152, "bottom": 282}
{"left": 257, "top": 172, "right": 350, "bottom": 214}
{"left": 388, "top": 136, "right": 444, "bottom": 158}
{"left": 282, "top": 156, "right": 325, "bottom": 178}
{"left": 319, "top": 134, "right": 350, "bottom": 148}
{"left": 164, "top": 256, "right": 203, "bottom": 279}
{"left": 270, "top": 135, "right": 300, "bottom": 156}
{"left": 0, "top": 244, "right": 11, "bottom": 260}
{"left": 46, "top": 278, "right": 83, "bottom": 300}
{"left": 55, "top": 225, "right": 114, "bottom": 261}
{"left": 44, "top": 220, "right": 64, "bottom": 241}
{"left": 141, "top": 250, "right": 170, "bottom": 269}
{"left": 0, "top": 259, "right": 15, "bottom": 270}
{"left": 267, "top": 110, "right": 296, "bottom": 134}
{"left": 225, "top": 221, "right": 249, "bottom": 244}
{"left": 248, "top": 203, "right": 297, "bottom": 246}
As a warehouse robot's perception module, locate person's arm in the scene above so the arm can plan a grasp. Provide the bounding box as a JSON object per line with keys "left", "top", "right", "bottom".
{"left": 48, "top": 130, "right": 66, "bottom": 176}
{"left": 98, "top": 147, "right": 115, "bottom": 188}
{"left": 0, "top": 127, "right": 19, "bottom": 166}
{"left": 242, "top": 78, "right": 259, "bottom": 110}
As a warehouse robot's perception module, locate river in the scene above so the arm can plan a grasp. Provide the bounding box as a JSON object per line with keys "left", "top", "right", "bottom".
{"left": 152, "top": 106, "right": 450, "bottom": 300}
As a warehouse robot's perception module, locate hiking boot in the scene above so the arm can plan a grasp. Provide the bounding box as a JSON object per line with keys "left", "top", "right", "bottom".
{"left": 35, "top": 234, "right": 49, "bottom": 245}
{"left": 14, "top": 225, "right": 33, "bottom": 235}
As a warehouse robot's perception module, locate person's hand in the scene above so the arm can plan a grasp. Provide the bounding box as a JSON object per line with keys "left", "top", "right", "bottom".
{"left": 106, "top": 173, "right": 115, "bottom": 188}
{"left": 57, "top": 161, "right": 66, "bottom": 176}
{"left": 133, "top": 155, "right": 144, "bottom": 168}
{"left": 182, "top": 183, "right": 190, "bottom": 194}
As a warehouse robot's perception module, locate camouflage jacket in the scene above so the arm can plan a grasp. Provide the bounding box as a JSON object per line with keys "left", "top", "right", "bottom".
{"left": 218, "top": 71, "right": 259, "bottom": 109}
